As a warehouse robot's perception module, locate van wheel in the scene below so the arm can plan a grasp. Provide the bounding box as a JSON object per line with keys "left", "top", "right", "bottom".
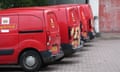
{"left": 20, "top": 50, "right": 42, "bottom": 72}
{"left": 88, "top": 31, "right": 95, "bottom": 40}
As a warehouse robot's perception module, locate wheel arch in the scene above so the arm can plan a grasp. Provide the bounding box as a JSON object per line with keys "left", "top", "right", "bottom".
{"left": 18, "top": 48, "right": 44, "bottom": 65}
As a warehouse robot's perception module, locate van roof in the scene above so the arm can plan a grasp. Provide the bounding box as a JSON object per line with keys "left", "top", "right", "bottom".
{"left": 0, "top": 7, "right": 52, "bottom": 15}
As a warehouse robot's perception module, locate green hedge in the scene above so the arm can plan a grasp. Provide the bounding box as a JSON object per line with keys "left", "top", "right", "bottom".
{"left": 0, "top": 0, "right": 48, "bottom": 9}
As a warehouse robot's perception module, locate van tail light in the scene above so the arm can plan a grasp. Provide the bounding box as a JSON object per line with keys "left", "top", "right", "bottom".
{"left": 46, "top": 31, "right": 51, "bottom": 46}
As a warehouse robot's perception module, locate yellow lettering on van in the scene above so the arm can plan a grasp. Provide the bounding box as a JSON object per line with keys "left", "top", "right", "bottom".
{"left": 0, "top": 25, "right": 15, "bottom": 29}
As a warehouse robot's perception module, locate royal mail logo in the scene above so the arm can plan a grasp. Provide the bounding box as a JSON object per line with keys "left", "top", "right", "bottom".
{"left": 0, "top": 17, "right": 15, "bottom": 33}
{"left": 0, "top": 25, "right": 15, "bottom": 29}
{"left": 1, "top": 17, "right": 10, "bottom": 24}
{"left": 0, "top": 25, "right": 16, "bottom": 33}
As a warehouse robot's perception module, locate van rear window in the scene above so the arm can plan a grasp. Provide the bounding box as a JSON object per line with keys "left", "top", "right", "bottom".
{"left": 47, "top": 13, "right": 59, "bottom": 31}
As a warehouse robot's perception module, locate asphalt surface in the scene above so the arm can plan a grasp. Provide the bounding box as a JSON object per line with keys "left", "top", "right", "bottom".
{"left": 1, "top": 37, "right": 120, "bottom": 72}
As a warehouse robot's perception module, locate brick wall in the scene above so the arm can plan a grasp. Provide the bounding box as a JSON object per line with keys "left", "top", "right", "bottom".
{"left": 100, "top": 0, "right": 120, "bottom": 32}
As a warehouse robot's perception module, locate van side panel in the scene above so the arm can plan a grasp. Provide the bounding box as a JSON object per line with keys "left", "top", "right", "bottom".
{"left": 0, "top": 15, "right": 19, "bottom": 64}
{"left": 18, "top": 15, "right": 47, "bottom": 52}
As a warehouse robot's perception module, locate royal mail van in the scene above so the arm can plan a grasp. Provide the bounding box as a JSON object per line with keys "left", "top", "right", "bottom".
{"left": 69, "top": 4, "right": 90, "bottom": 41}
{"left": 57, "top": 4, "right": 87, "bottom": 46}
{"left": 48, "top": 5, "right": 81, "bottom": 56}
{"left": 80, "top": 4, "right": 95, "bottom": 40}
{"left": 0, "top": 8, "right": 64, "bottom": 71}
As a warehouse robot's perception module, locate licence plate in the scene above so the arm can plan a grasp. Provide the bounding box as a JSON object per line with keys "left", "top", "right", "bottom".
{"left": 83, "top": 32, "right": 87, "bottom": 37}
{"left": 51, "top": 46, "right": 57, "bottom": 52}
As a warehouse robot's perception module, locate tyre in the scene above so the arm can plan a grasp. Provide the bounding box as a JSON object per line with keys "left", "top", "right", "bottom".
{"left": 19, "top": 50, "right": 42, "bottom": 72}
{"left": 88, "top": 31, "right": 95, "bottom": 40}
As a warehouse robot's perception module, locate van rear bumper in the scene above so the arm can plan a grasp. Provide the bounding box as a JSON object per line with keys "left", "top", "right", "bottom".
{"left": 52, "top": 50, "right": 64, "bottom": 61}
{"left": 40, "top": 50, "right": 64, "bottom": 63}
{"left": 40, "top": 51, "right": 53, "bottom": 63}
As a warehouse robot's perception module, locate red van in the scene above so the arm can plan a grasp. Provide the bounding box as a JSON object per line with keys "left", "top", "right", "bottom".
{"left": 49, "top": 5, "right": 81, "bottom": 56}
{"left": 80, "top": 4, "right": 95, "bottom": 40}
{"left": 69, "top": 4, "right": 90, "bottom": 41}
{"left": 58, "top": 4, "right": 88, "bottom": 44}
{"left": 0, "top": 8, "right": 64, "bottom": 71}
{"left": 52, "top": 4, "right": 85, "bottom": 47}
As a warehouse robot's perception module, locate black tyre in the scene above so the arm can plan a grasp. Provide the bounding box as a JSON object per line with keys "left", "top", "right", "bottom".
{"left": 61, "top": 44, "right": 74, "bottom": 57}
{"left": 88, "top": 31, "right": 95, "bottom": 40}
{"left": 19, "top": 50, "right": 42, "bottom": 72}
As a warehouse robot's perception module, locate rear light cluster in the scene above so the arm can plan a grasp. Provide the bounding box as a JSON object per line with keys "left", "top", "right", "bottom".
{"left": 46, "top": 31, "right": 52, "bottom": 46}
{"left": 47, "top": 36, "right": 51, "bottom": 46}
{"left": 82, "top": 31, "right": 88, "bottom": 39}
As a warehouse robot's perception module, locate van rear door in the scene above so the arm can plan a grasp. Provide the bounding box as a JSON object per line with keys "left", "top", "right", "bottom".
{"left": 45, "top": 12, "right": 60, "bottom": 55}
{"left": 68, "top": 8, "right": 80, "bottom": 48}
